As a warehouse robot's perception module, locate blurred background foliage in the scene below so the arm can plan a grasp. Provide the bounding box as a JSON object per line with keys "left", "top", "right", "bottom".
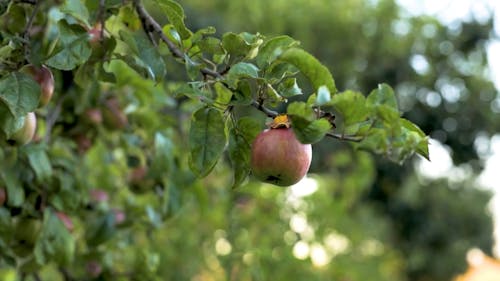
{"left": 0, "top": 0, "right": 497, "bottom": 280}
{"left": 173, "top": 0, "right": 497, "bottom": 280}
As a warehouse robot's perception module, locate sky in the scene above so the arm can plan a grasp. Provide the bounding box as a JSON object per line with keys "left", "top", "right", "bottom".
{"left": 397, "top": 0, "right": 500, "bottom": 257}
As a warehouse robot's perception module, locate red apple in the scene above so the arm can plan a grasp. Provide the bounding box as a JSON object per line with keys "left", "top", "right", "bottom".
{"left": 102, "top": 97, "right": 128, "bottom": 130}
{"left": 86, "top": 260, "right": 103, "bottom": 277}
{"left": 250, "top": 127, "right": 312, "bottom": 186}
{"left": 89, "top": 189, "right": 109, "bottom": 203}
{"left": 113, "top": 209, "right": 126, "bottom": 225}
{"left": 9, "top": 112, "right": 37, "bottom": 146}
{"left": 0, "top": 188, "right": 6, "bottom": 206}
{"left": 24, "top": 65, "right": 54, "bottom": 107}
{"left": 88, "top": 23, "right": 104, "bottom": 44}
{"left": 84, "top": 108, "right": 103, "bottom": 125}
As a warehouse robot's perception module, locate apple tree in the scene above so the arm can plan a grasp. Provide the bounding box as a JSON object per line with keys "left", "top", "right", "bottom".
{"left": 0, "top": 0, "right": 429, "bottom": 279}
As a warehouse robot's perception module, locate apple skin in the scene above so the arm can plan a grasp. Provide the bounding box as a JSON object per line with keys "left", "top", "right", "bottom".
{"left": 250, "top": 128, "right": 312, "bottom": 186}
{"left": 9, "top": 112, "right": 37, "bottom": 146}
{"left": 84, "top": 108, "right": 103, "bottom": 125}
{"left": 24, "top": 65, "right": 54, "bottom": 107}
{"left": 0, "top": 188, "right": 6, "bottom": 206}
{"left": 102, "top": 97, "right": 128, "bottom": 130}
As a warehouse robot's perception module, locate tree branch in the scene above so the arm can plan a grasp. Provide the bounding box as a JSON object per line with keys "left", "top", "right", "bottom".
{"left": 132, "top": 0, "right": 222, "bottom": 78}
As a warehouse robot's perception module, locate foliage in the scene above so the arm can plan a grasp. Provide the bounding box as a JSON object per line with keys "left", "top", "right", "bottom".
{"left": 0, "top": 0, "right": 493, "bottom": 280}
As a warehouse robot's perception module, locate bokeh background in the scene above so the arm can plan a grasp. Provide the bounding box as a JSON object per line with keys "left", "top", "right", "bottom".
{"left": 160, "top": 0, "right": 499, "bottom": 280}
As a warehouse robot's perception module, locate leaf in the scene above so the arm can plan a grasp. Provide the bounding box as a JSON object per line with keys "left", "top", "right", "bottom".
{"left": 197, "top": 37, "right": 224, "bottom": 55}
{"left": 34, "top": 210, "right": 75, "bottom": 266}
{"left": 287, "top": 101, "right": 315, "bottom": 122}
{"left": 150, "top": 132, "right": 175, "bottom": 176}
{"left": 287, "top": 102, "right": 332, "bottom": 144}
{"left": 315, "top": 85, "right": 331, "bottom": 106}
{"left": 366, "top": 83, "right": 399, "bottom": 112}
{"left": 278, "top": 78, "right": 302, "bottom": 98}
{"left": 60, "top": 0, "right": 90, "bottom": 26}
{"left": 225, "top": 62, "right": 259, "bottom": 88}
{"left": 330, "top": 90, "right": 369, "bottom": 128}
{"left": 0, "top": 72, "right": 40, "bottom": 119}
{"left": 222, "top": 32, "right": 252, "bottom": 58}
{"left": 228, "top": 117, "right": 261, "bottom": 188}
{"left": 291, "top": 118, "right": 332, "bottom": 144}
{"left": 45, "top": 21, "right": 92, "bottom": 70}
{"left": 24, "top": 144, "right": 54, "bottom": 182}
{"left": 400, "top": 118, "right": 429, "bottom": 160}
{"left": 1, "top": 168, "right": 24, "bottom": 207}
{"left": 214, "top": 82, "right": 233, "bottom": 108}
{"left": 154, "top": 0, "right": 192, "bottom": 39}
{"left": 278, "top": 48, "right": 336, "bottom": 95}
{"left": 189, "top": 108, "right": 227, "bottom": 177}
{"left": 119, "top": 30, "right": 167, "bottom": 82}
{"left": 256, "top": 35, "right": 299, "bottom": 67}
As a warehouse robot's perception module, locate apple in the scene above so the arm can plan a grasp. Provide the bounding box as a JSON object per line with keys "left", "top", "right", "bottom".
{"left": 102, "top": 97, "right": 128, "bottom": 129}
{"left": 88, "top": 23, "right": 104, "bottom": 44}
{"left": 86, "top": 260, "right": 103, "bottom": 277}
{"left": 0, "top": 188, "right": 6, "bottom": 206}
{"left": 250, "top": 127, "right": 312, "bottom": 186}
{"left": 24, "top": 64, "right": 55, "bottom": 107}
{"left": 56, "top": 212, "right": 74, "bottom": 232}
{"left": 112, "top": 209, "right": 126, "bottom": 225}
{"left": 9, "top": 112, "right": 37, "bottom": 146}
{"left": 90, "top": 189, "right": 109, "bottom": 203}
{"left": 84, "top": 108, "right": 103, "bottom": 125}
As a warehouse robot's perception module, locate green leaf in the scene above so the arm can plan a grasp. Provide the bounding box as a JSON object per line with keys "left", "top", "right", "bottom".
{"left": 214, "top": 82, "right": 233, "bottom": 108}
{"left": 34, "top": 210, "right": 75, "bottom": 266}
{"left": 119, "top": 30, "right": 167, "bottom": 82}
{"left": 150, "top": 132, "right": 175, "bottom": 176}
{"left": 24, "top": 144, "right": 53, "bottom": 182}
{"left": 189, "top": 108, "right": 227, "bottom": 177}
{"left": 401, "top": 118, "right": 429, "bottom": 160}
{"left": 315, "top": 85, "right": 331, "bottom": 106}
{"left": 278, "top": 78, "right": 302, "bottom": 98}
{"left": 278, "top": 48, "right": 336, "bottom": 95}
{"left": 228, "top": 130, "right": 250, "bottom": 188}
{"left": 330, "top": 90, "right": 369, "bottom": 128}
{"left": 225, "top": 62, "right": 259, "bottom": 88}
{"left": 287, "top": 102, "right": 332, "bottom": 144}
{"left": 256, "top": 35, "right": 299, "bottom": 67}
{"left": 291, "top": 118, "right": 332, "bottom": 144}
{"left": 85, "top": 213, "right": 116, "bottom": 246}
{"left": 222, "top": 32, "right": 252, "bottom": 58}
{"left": 228, "top": 117, "right": 261, "bottom": 188}
{"left": 45, "top": 21, "right": 92, "bottom": 70}
{"left": 60, "top": 0, "right": 90, "bottom": 26}
{"left": 197, "top": 37, "right": 224, "bottom": 55}
{"left": 184, "top": 54, "right": 200, "bottom": 81}
{"left": 367, "top": 83, "right": 399, "bottom": 112}
{"left": 0, "top": 72, "right": 40, "bottom": 119}
{"left": 154, "top": 0, "right": 191, "bottom": 39}
{"left": 287, "top": 101, "right": 315, "bottom": 122}
{"left": 1, "top": 168, "right": 24, "bottom": 207}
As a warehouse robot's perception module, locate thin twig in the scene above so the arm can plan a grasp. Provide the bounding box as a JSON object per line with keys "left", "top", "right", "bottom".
{"left": 98, "top": 0, "right": 106, "bottom": 41}
{"left": 132, "top": 0, "right": 222, "bottom": 78}
{"left": 23, "top": 0, "right": 41, "bottom": 57}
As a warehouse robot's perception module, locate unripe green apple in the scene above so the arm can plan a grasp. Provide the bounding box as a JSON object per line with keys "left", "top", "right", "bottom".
{"left": 250, "top": 127, "right": 312, "bottom": 186}
{"left": 24, "top": 65, "right": 55, "bottom": 107}
{"left": 9, "top": 112, "right": 37, "bottom": 146}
